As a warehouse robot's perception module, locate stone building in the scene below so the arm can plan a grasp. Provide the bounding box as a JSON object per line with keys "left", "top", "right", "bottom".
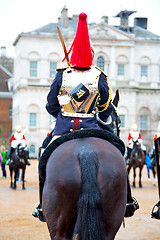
{"left": 13, "top": 7, "right": 160, "bottom": 157}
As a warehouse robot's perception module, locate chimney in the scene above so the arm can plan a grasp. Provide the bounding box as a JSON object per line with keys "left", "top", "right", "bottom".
{"left": 60, "top": 6, "right": 68, "bottom": 28}
{"left": 115, "top": 10, "right": 137, "bottom": 27}
{"left": 101, "top": 16, "right": 108, "bottom": 24}
{"left": 134, "top": 17, "right": 148, "bottom": 29}
{"left": 1, "top": 46, "right": 6, "bottom": 57}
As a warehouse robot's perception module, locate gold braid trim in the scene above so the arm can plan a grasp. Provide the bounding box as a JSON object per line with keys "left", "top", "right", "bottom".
{"left": 95, "top": 66, "right": 112, "bottom": 113}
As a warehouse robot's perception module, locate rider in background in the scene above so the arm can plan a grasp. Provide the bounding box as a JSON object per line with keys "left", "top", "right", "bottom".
{"left": 32, "top": 12, "right": 139, "bottom": 221}
{"left": 126, "top": 122, "right": 146, "bottom": 164}
{"left": 7, "top": 125, "right": 30, "bottom": 165}
{"left": 154, "top": 121, "right": 160, "bottom": 141}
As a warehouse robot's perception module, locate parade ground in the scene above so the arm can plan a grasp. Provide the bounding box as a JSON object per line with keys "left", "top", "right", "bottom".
{"left": 0, "top": 159, "right": 159, "bottom": 240}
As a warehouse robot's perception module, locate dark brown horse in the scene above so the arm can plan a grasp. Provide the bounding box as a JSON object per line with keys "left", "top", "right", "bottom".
{"left": 127, "top": 139, "right": 146, "bottom": 188}
{"left": 42, "top": 135, "right": 127, "bottom": 240}
{"left": 9, "top": 144, "right": 28, "bottom": 190}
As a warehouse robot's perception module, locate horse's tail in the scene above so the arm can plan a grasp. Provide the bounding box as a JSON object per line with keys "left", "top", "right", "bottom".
{"left": 72, "top": 150, "right": 106, "bottom": 240}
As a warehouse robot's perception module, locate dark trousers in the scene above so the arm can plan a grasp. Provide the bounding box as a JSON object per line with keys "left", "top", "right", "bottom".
{"left": 1, "top": 163, "right": 7, "bottom": 177}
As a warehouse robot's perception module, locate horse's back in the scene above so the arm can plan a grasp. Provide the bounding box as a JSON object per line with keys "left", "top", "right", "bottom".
{"left": 43, "top": 137, "right": 127, "bottom": 240}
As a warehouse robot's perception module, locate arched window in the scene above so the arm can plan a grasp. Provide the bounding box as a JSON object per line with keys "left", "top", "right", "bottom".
{"left": 116, "top": 55, "right": 128, "bottom": 81}
{"left": 138, "top": 107, "right": 150, "bottom": 130}
{"left": 139, "top": 56, "right": 151, "bottom": 81}
{"left": 97, "top": 56, "right": 104, "bottom": 71}
{"left": 28, "top": 52, "right": 40, "bottom": 78}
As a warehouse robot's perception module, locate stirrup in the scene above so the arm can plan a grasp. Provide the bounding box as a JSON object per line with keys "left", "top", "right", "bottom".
{"left": 151, "top": 202, "right": 160, "bottom": 220}
{"left": 32, "top": 203, "right": 46, "bottom": 222}
{"left": 125, "top": 197, "right": 139, "bottom": 218}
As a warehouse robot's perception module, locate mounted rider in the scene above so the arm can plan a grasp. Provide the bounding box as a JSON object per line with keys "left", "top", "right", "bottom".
{"left": 126, "top": 122, "right": 146, "bottom": 163}
{"left": 7, "top": 125, "right": 30, "bottom": 165}
{"left": 32, "top": 12, "right": 139, "bottom": 221}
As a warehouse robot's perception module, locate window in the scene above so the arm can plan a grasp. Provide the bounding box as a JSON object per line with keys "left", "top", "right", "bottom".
{"left": 9, "top": 104, "right": 12, "bottom": 117}
{"left": 29, "top": 145, "right": 35, "bottom": 154}
{"left": 141, "top": 65, "right": 148, "bottom": 81}
{"left": 29, "top": 113, "right": 37, "bottom": 127}
{"left": 50, "top": 62, "right": 57, "bottom": 78}
{"left": 30, "top": 61, "right": 37, "bottom": 77}
{"left": 119, "top": 114, "right": 125, "bottom": 128}
{"left": 140, "top": 115, "right": 147, "bottom": 130}
{"left": 97, "top": 56, "right": 104, "bottom": 71}
{"left": 118, "top": 64, "right": 125, "bottom": 80}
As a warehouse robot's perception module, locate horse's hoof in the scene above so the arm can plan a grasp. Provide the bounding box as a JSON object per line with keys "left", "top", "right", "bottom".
{"left": 22, "top": 187, "right": 26, "bottom": 190}
{"left": 139, "top": 185, "right": 142, "bottom": 188}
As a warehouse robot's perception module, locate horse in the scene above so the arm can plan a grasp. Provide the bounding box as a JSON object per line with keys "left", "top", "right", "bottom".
{"left": 127, "top": 139, "right": 146, "bottom": 188}
{"left": 40, "top": 90, "right": 128, "bottom": 240}
{"left": 9, "top": 144, "right": 29, "bottom": 190}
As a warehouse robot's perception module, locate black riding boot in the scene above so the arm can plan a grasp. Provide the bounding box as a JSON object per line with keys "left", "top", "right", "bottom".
{"left": 6, "top": 147, "right": 15, "bottom": 165}
{"left": 151, "top": 201, "right": 160, "bottom": 220}
{"left": 32, "top": 176, "right": 46, "bottom": 222}
{"left": 125, "top": 175, "right": 139, "bottom": 217}
{"left": 126, "top": 147, "right": 132, "bottom": 164}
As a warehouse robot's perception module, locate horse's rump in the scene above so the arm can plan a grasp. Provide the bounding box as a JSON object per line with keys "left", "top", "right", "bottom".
{"left": 39, "top": 128, "right": 125, "bottom": 181}
{"left": 42, "top": 137, "right": 127, "bottom": 240}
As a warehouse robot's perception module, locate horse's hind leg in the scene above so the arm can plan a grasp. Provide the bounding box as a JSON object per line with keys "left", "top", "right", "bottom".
{"left": 10, "top": 167, "right": 13, "bottom": 188}
{"left": 21, "top": 169, "right": 26, "bottom": 190}
{"left": 133, "top": 168, "right": 136, "bottom": 188}
{"left": 13, "top": 171, "right": 18, "bottom": 190}
{"left": 139, "top": 168, "right": 142, "bottom": 188}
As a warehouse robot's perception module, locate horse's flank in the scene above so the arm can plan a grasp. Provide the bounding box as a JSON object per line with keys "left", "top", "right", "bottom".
{"left": 43, "top": 137, "right": 127, "bottom": 240}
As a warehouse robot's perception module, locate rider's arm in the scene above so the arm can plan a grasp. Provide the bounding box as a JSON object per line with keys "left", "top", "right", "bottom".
{"left": 46, "top": 69, "right": 65, "bottom": 118}
{"left": 97, "top": 72, "right": 113, "bottom": 122}
{"left": 10, "top": 134, "right": 15, "bottom": 143}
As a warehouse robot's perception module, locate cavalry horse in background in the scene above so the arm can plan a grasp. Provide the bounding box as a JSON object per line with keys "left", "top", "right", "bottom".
{"left": 127, "top": 139, "right": 146, "bottom": 188}
{"left": 40, "top": 90, "right": 128, "bottom": 240}
{"left": 9, "top": 144, "right": 29, "bottom": 190}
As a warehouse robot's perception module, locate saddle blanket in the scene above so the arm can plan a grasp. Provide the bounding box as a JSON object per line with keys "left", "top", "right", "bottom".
{"left": 39, "top": 128, "right": 125, "bottom": 180}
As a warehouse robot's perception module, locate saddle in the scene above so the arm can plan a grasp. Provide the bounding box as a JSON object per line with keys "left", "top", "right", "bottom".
{"left": 39, "top": 128, "right": 125, "bottom": 180}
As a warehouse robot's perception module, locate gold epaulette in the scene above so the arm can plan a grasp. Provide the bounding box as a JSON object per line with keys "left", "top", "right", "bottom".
{"left": 56, "top": 67, "right": 68, "bottom": 71}
{"left": 95, "top": 66, "right": 112, "bottom": 113}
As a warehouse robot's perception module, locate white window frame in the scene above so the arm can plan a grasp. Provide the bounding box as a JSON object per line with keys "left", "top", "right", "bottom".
{"left": 117, "top": 64, "right": 125, "bottom": 80}
{"left": 30, "top": 61, "right": 38, "bottom": 77}
{"left": 97, "top": 56, "right": 105, "bottom": 71}
{"left": 50, "top": 62, "right": 57, "bottom": 78}
{"left": 29, "top": 113, "right": 37, "bottom": 127}
{"left": 140, "top": 115, "right": 147, "bottom": 130}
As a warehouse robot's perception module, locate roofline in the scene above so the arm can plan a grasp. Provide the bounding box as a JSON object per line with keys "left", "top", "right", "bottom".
{"left": 89, "top": 22, "right": 135, "bottom": 40}
{"left": 0, "top": 64, "right": 12, "bottom": 77}
{"left": 0, "top": 91, "right": 13, "bottom": 98}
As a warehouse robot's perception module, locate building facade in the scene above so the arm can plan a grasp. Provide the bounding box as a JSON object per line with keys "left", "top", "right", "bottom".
{"left": 0, "top": 65, "right": 13, "bottom": 148}
{"left": 13, "top": 7, "right": 160, "bottom": 157}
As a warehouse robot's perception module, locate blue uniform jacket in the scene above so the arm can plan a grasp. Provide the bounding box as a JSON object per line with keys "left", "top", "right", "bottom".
{"left": 46, "top": 67, "right": 113, "bottom": 135}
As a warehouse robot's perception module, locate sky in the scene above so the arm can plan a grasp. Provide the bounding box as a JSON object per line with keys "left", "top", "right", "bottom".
{"left": 1, "top": 0, "right": 160, "bottom": 57}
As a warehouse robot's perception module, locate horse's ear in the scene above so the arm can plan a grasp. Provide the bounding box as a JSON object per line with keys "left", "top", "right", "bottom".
{"left": 112, "top": 89, "right": 119, "bottom": 107}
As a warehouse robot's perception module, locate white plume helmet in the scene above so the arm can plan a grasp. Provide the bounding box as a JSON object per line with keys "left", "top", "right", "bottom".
{"left": 16, "top": 125, "right": 21, "bottom": 132}
{"left": 131, "top": 122, "right": 138, "bottom": 131}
